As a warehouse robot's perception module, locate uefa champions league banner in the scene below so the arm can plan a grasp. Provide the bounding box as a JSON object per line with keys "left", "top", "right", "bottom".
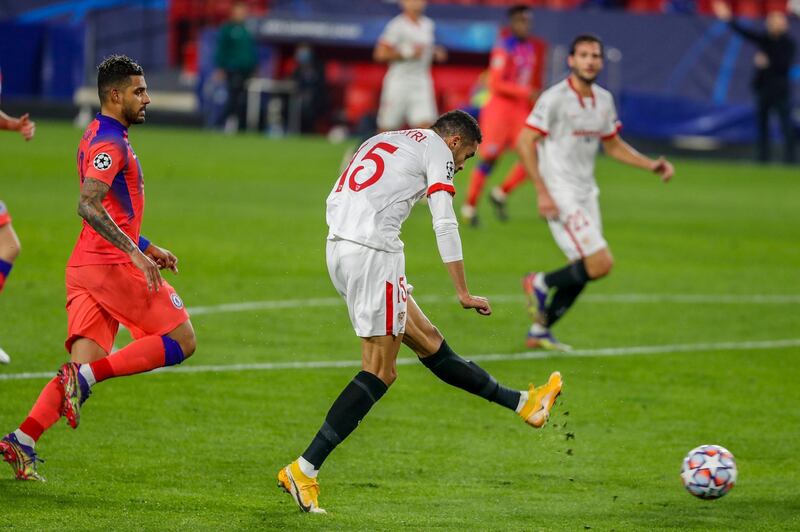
{"left": 252, "top": 14, "right": 497, "bottom": 54}
{"left": 260, "top": 4, "right": 799, "bottom": 142}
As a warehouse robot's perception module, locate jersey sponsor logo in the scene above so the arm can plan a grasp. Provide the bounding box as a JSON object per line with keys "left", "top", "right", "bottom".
{"left": 446, "top": 161, "right": 455, "bottom": 181}
{"left": 572, "top": 129, "right": 603, "bottom": 138}
{"left": 170, "top": 292, "right": 184, "bottom": 309}
{"left": 93, "top": 152, "right": 113, "bottom": 170}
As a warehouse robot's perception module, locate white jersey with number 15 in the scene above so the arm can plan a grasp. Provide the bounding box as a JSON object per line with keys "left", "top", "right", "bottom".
{"left": 326, "top": 129, "right": 456, "bottom": 253}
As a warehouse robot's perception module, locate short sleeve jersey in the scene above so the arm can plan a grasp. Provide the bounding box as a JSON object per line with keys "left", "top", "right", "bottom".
{"left": 526, "top": 78, "right": 620, "bottom": 196}
{"left": 378, "top": 14, "right": 436, "bottom": 85}
{"left": 68, "top": 114, "right": 145, "bottom": 266}
{"left": 326, "top": 129, "right": 455, "bottom": 253}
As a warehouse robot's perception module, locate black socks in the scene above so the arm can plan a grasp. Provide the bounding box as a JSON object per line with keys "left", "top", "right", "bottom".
{"left": 545, "top": 282, "right": 585, "bottom": 327}
{"left": 544, "top": 260, "right": 590, "bottom": 289}
{"left": 420, "top": 340, "right": 521, "bottom": 411}
{"left": 302, "top": 370, "right": 388, "bottom": 469}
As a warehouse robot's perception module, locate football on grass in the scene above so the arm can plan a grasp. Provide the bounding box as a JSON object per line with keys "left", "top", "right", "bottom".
{"left": 681, "top": 445, "right": 737, "bottom": 499}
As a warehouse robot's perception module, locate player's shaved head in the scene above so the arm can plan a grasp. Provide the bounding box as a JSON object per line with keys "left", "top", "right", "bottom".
{"left": 432, "top": 110, "right": 482, "bottom": 145}
{"left": 97, "top": 55, "right": 145, "bottom": 104}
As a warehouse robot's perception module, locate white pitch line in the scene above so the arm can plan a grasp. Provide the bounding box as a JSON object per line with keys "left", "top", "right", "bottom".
{"left": 187, "top": 293, "right": 800, "bottom": 316}
{"left": 1, "top": 338, "right": 797, "bottom": 382}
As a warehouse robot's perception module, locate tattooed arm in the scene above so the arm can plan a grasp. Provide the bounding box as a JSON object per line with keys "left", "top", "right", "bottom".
{"left": 78, "top": 178, "right": 162, "bottom": 291}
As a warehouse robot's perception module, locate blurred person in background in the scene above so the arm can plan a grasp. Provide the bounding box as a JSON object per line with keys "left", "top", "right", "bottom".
{"left": 373, "top": 0, "right": 447, "bottom": 131}
{"left": 292, "top": 44, "right": 328, "bottom": 134}
{"left": 462, "top": 4, "right": 548, "bottom": 227}
{"left": 517, "top": 35, "right": 674, "bottom": 351}
{"left": 712, "top": 1, "right": 796, "bottom": 164}
{"left": 0, "top": 68, "right": 36, "bottom": 364}
{"left": 214, "top": 1, "right": 258, "bottom": 133}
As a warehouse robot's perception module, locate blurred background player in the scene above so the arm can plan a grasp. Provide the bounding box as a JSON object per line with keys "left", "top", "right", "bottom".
{"left": 0, "top": 68, "right": 36, "bottom": 364}
{"left": 276, "top": 111, "right": 562, "bottom": 514}
{"left": 0, "top": 55, "right": 196, "bottom": 481}
{"left": 373, "top": 0, "right": 447, "bottom": 131}
{"left": 462, "top": 4, "right": 547, "bottom": 227}
{"left": 517, "top": 35, "right": 674, "bottom": 351}
{"left": 213, "top": 1, "right": 258, "bottom": 134}
{"left": 712, "top": 0, "right": 796, "bottom": 164}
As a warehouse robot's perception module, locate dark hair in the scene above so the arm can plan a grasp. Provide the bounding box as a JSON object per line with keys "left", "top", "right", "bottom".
{"left": 432, "top": 110, "right": 482, "bottom": 144}
{"left": 97, "top": 55, "right": 144, "bottom": 103}
{"left": 507, "top": 4, "right": 530, "bottom": 18}
{"left": 569, "top": 34, "right": 604, "bottom": 56}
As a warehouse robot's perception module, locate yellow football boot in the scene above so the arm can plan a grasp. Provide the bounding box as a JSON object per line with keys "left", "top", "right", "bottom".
{"left": 518, "top": 371, "right": 563, "bottom": 428}
{"left": 277, "top": 460, "right": 326, "bottom": 514}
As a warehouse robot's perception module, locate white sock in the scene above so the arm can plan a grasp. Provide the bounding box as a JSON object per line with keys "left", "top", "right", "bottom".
{"left": 79, "top": 364, "right": 97, "bottom": 387}
{"left": 491, "top": 187, "right": 507, "bottom": 201}
{"left": 13, "top": 429, "right": 35, "bottom": 448}
{"left": 297, "top": 456, "right": 319, "bottom": 478}
{"left": 530, "top": 322, "right": 548, "bottom": 336}
{"left": 515, "top": 391, "right": 529, "bottom": 413}
{"left": 534, "top": 273, "right": 548, "bottom": 292}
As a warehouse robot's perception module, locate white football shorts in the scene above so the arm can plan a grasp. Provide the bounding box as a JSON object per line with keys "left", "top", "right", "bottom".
{"left": 326, "top": 238, "right": 409, "bottom": 337}
{"left": 547, "top": 191, "right": 608, "bottom": 262}
{"left": 377, "top": 77, "right": 438, "bottom": 130}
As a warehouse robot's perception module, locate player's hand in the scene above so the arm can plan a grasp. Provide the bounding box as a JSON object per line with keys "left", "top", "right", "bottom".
{"left": 537, "top": 192, "right": 559, "bottom": 220}
{"left": 459, "top": 294, "right": 492, "bottom": 316}
{"left": 711, "top": 0, "right": 732, "bottom": 22}
{"left": 145, "top": 244, "right": 179, "bottom": 274}
{"left": 130, "top": 248, "right": 163, "bottom": 292}
{"left": 651, "top": 157, "right": 674, "bottom": 183}
{"left": 17, "top": 113, "right": 35, "bottom": 141}
{"left": 434, "top": 45, "right": 448, "bottom": 63}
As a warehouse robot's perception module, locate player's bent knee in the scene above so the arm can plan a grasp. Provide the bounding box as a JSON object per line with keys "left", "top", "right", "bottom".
{"left": 179, "top": 333, "right": 197, "bottom": 358}
{"left": 586, "top": 251, "right": 614, "bottom": 279}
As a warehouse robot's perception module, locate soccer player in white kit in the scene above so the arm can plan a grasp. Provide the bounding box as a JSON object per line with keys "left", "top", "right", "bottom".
{"left": 517, "top": 35, "right": 674, "bottom": 350}
{"left": 276, "top": 111, "right": 563, "bottom": 514}
{"left": 373, "top": 0, "right": 446, "bottom": 130}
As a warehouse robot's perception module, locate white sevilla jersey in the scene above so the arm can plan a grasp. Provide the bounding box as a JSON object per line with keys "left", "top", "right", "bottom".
{"left": 378, "top": 14, "right": 436, "bottom": 85}
{"left": 326, "top": 129, "right": 455, "bottom": 253}
{"left": 526, "top": 78, "right": 621, "bottom": 197}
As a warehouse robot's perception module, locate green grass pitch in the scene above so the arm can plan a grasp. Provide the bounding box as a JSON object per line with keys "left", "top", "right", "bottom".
{"left": 0, "top": 121, "right": 798, "bottom": 530}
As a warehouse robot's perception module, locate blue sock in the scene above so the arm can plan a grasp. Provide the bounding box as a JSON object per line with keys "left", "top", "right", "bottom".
{"left": 161, "top": 336, "right": 185, "bottom": 366}
{"left": 0, "top": 259, "right": 12, "bottom": 292}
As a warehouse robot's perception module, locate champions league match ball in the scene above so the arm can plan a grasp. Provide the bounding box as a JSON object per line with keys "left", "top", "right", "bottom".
{"left": 680, "top": 445, "right": 737, "bottom": 500}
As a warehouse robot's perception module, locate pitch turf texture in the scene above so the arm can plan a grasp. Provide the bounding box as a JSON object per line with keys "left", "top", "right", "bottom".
{"left": 1, "top": 122, "right": 798, "bottom": 531}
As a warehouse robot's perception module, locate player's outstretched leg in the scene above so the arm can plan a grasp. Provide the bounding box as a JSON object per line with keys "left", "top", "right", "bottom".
{"left": 1, "top": 377, "right": 65, "bottom": 481}
{"left": 403, "top": 296, "right": 562, "bottom": 428}
{"left": 0, "top": 216, "right": 22, "bottom": 364}
{"left": 61, "top": 323, "right": 195, "bottom": 429}
{"left": 277, "top": 335, "right": 400, "bottom": 514}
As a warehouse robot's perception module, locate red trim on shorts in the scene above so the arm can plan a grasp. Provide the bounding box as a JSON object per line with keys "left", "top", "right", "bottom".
{"left": 600, "top": 121, "right": 623, "bottom": 141}
{"left": 524, "top": 124, "right": 549, "bottom": 137}
{"left": 564, "top": 222, "right": 586, "bottom": 258}
{"left": 385, "top": 281, "right": 394, "bottom": 336}
{"left": 427, "top": 183, "right": 456, "bottom": 197}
